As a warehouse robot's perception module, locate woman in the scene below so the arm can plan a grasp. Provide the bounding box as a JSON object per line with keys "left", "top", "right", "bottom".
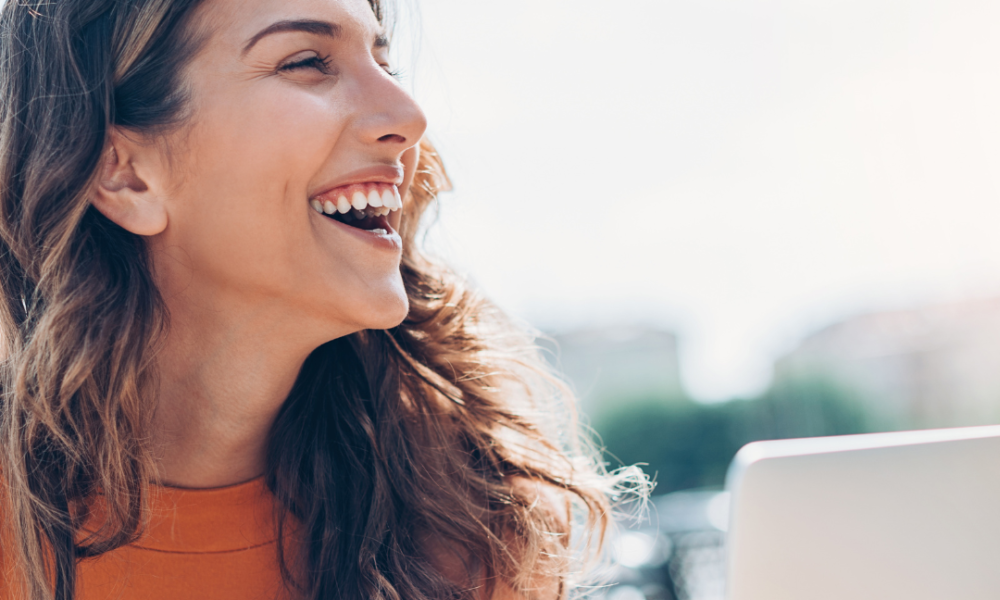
{"left": 0, "top": 0, "right": 643, "bottom": 599}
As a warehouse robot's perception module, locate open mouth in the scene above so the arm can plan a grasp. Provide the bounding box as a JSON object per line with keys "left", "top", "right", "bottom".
{"left": 310, "top": 182, "right": 402, "bottom": 234}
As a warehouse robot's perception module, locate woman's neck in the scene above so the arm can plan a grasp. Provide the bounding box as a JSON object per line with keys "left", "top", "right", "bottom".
{"left": 150, "top": 292, "right": 338, "bottom": 488}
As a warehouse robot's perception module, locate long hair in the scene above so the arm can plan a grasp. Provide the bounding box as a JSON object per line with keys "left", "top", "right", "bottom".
{"left": 0, "top": 1, "right": 645, "bottom": 599}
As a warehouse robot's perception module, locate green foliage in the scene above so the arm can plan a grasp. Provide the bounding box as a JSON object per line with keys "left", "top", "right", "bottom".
{"left": 591, "top": 375, "right": 878, "bottom": 494}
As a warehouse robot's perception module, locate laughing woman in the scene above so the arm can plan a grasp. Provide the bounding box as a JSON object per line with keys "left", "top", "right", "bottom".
{"left": 0, "top": 0, "right": 642, "bottom": 599}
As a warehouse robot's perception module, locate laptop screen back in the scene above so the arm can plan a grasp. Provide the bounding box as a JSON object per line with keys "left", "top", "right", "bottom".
{"left": 725, "top": 426, "right": 1000, "bottom": 600}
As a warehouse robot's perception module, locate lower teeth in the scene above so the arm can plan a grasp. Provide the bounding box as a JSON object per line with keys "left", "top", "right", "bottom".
{"left": 370, "top": 228, "right": 388, "bottom": 235}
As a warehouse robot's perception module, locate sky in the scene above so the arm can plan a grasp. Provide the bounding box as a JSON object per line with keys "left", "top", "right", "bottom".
{"left": 392, "top": 0, "right": 1000, "bottom": 401}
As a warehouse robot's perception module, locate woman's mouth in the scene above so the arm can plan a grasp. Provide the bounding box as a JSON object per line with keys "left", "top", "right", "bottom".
{"left": 309, "top": 182, "right": 402, "bottom": 234}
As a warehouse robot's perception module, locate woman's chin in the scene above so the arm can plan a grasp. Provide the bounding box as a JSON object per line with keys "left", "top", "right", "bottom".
{"left": 368, "top": 296, "right": 410, "bottom": 331}
{"left": 307, "top": 271, "right": 410, "bottom": 334}
{"left": 348, "top": 283, "right": 410, "bottom": 332}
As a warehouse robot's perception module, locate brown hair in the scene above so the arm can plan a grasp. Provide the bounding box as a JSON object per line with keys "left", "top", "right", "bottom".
{"left": 0, "top": 1, "right": 646, "bottom": 599}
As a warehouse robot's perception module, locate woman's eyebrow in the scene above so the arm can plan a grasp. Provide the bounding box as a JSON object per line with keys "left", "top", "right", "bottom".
{"left": 242, "top": 20, "right": 343, "bottom": 56}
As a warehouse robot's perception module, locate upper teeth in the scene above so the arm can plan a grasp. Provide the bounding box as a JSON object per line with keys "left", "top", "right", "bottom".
{"left": 311, "top": 185, "right": 403, "bottom": 216}
{"left": 351, "top": 191, "right": 367, "bottom": 210}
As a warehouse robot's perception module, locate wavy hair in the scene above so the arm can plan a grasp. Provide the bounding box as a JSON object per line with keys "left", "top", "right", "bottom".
{"left": 0, "top": 1, "right": 645, "bottom": 599}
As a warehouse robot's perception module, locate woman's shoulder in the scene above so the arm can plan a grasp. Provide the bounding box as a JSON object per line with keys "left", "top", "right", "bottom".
{"left": 426, "top": 477, "right": 571, "bottom": 600}
{"left": 500, "top": 477, "right": 572, "bottom": 600}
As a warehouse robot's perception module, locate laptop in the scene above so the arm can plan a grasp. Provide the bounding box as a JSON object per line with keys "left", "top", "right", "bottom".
{"left": 724, "top": 425, "right": 1000, "bottom": 600}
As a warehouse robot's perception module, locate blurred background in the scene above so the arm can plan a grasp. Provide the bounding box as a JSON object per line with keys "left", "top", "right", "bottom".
{"left": 392, "top": 0, "right": 1000, "bottom": 598}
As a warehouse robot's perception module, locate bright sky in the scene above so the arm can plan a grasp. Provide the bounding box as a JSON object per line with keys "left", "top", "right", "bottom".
{"left": 396, "top": 0, "right": 1000, "bottom": 401}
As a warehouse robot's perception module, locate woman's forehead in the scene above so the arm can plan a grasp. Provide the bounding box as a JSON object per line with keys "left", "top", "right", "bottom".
{"left": 194, "top": 0, "right": 382, "bottom": 50}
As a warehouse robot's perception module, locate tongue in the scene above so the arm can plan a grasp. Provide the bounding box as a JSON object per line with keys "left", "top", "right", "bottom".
{"left": 339, "top": 212, "right": 389, "bottom": 231}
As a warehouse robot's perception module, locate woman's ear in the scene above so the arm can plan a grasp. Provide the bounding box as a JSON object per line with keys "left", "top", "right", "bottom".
{"left": 90, "top": 129, "right": 169, "bottom": 236}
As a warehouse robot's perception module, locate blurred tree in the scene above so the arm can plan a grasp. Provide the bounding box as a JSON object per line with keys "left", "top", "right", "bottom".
{"left": 728, "top": 374, "right": 876, "bottom": 444}
{"left": 593, "top": 397, "right": 735, "bottom": 492}
{"left": 592, "top": 375, "right": 880, "bottom": 494}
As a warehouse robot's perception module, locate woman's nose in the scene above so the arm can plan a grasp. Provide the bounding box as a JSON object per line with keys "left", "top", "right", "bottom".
{"left": 353, "top": 65, "right": 428, "bottom": 151}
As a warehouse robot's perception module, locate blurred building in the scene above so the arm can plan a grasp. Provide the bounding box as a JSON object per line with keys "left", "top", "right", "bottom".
{"left": 776, "top": 297, "right": 1000, "bottom": 429}
{"left": 541, "top": 326, "right": 683, "bottom": 415}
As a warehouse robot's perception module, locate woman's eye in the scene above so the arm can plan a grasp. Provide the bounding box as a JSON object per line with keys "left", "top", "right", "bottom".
{"left": 380, "top": 64, "right": 402, "bottom": 79}
{"left": 279, "top": 55, "right": 332, "bottom": 74}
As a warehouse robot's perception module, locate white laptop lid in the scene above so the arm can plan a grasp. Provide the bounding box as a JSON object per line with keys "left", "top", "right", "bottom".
{"left": 725, "top": 425, "right": 1000, "bottom": 600}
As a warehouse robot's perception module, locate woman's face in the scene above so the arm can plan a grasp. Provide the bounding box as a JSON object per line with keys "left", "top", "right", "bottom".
{"left": 149, "top": 0, "right": 426, "bottom": 340}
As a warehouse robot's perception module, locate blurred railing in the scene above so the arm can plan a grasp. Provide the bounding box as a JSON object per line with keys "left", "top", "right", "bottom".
{"left": 596, "top": 490, "right": 730, "bottom": 600}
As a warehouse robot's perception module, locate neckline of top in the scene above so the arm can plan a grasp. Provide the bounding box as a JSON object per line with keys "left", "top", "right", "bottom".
{"left": 86, "top": 476, "right": 284, "bottom": 554}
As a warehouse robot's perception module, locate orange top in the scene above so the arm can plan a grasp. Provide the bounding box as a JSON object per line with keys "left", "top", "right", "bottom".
{"left": 1, "top": 478, "right": 558, "bottom": 600}
{"left": 77, "top": 478, "right": 294, "bottom": 600}
{"left": 0, "top": 478, "right": 295, "bottom": 600}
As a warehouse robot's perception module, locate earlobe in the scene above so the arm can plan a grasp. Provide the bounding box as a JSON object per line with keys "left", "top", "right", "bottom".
{"left": 90, "top": 132, "right": 169, "bottom": 237}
